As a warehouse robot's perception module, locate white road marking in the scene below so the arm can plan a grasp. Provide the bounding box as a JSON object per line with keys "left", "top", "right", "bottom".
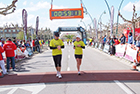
{"left": 1, "top": 83, "right": 46, "bottom": 94}
{"left": 114, "top": 80, "right": 134, "bottom": 94}
{"left": 68, "top": 55, "right": 70, "bottom": 58}
{"left": 67, "top": 67, "right": 70, "bottom": 71}
{"left": 7, "top": 88, "right": 17, "bottom": 94}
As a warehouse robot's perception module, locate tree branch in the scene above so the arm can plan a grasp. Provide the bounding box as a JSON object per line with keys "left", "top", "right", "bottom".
{"left": 0, "top": 0, "right": 18, "bottom": 16}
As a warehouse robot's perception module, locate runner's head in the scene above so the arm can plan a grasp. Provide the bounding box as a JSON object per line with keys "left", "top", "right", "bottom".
{"left": 76, "top": 35, "right": 80, "bottom": 42}
{"left": 54, "top": 32, "right": 59, "bottom": 40}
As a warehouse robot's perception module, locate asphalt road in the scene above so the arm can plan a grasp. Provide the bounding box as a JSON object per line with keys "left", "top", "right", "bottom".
{"left": 14, "top": 42, "right": 131, "bottom": 73}
{"left": 0, "top": 43, "right": 140, "bottom": 94}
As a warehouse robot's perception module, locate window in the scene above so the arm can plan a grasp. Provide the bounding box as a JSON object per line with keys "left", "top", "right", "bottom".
{"left": 9, "top": 30, "right": 11, "bottom": 32}
{"left": 4, "top": 30, "right": 7, "bottom": 32}
{"left": 17, "top": 29, "right": 20, "bottom": 32}
{"left": 13, "top": 34, "right": 17, "bottom": 37}
{"left": 13, "top": 29, "right": 16, "bottom": 32}
{"left": 6, "top": 34, "right": 10, "bottom": 37}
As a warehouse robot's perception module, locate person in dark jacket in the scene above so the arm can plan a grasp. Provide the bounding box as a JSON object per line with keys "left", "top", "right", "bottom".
{"left": 110, "top": 37, "right": 115, "bottom": 55}
{"left": 13, "top": 39, "right": 18, "bottom": 47}
{"left": 119, "top": 34, "right": 126, "bottom": 44}
{"left": 35, "top": 38, "right": 40, "bottom": 52}
{"left": 3, "top": 38, "right": 17, "bottom": 72}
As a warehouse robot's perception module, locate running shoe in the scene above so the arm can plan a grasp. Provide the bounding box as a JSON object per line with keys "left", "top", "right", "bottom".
{"left": 7, "top": 69, "right": 10, "bottom": 72}
{"left": 13, "top": 69, "right": 16, "bottom": 71}
{"left": 78, "top": 71, "right": 81, "bottom": 75}
{"left": 56, "top": 74, "right": 59, "bottom": 77}
{"left": 3, "top": 72, "right": 8, "bottom": 75}
{"left": 58, "top": 74, "right": 62, "bottom": 79}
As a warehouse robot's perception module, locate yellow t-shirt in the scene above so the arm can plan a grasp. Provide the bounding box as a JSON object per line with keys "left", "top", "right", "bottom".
{"left": 70, "top": 39, "right": 72, "bottom": 42}
{"left": 74, "top": 41, "right": 85, "bottom": 55}
{"left": 39, "top": 40, "right": 42, "bottom": 45}
{"left": 50, "top": 39, "right": 64, "bottom": 56}
{"left": 89, "top": 39, "right": 93, "bottom": 42}
{"left": 67, "top": 39, "right": 69, "bottom": 42}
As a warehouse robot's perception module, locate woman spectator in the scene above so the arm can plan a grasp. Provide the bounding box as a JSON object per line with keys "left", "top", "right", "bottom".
{"left": 110, "top": 37, "right": 115, "bottom": 55}
{"left": 128, "top": 32, "right": 133, "bottom": 44}
{"left": 119, "top": 34, "right": 126, "bottom": 44}
{"left": 13, "top": 39, "right": 18, "bottom": 47}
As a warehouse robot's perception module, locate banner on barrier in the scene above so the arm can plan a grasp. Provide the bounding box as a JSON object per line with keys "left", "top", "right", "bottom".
{"left": 115, "top": 44, "right": 126, "bottom": 57}
{"left": 125, "top": 44, "right": 137, "bottom": 62}
{"left": 95, "top": 43, "right": 98, "bottom": 48}
{"left": 98, "top": 43, "right": 102, "bottom": 50}
{"left": 92, "top": 42, "right": 94, "bottom": 47}
{"left": 103, "top": 44, "right": 109, "bottom": 53}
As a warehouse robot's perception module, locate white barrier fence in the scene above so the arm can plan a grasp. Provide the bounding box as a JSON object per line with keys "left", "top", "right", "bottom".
{"left": 115, "top": 44, "right": 126, "bottom": 58}
{"left": 92, "top": 42, "right": 140, "bottom": 63}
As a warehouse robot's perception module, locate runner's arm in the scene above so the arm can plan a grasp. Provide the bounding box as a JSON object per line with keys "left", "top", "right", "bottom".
{"left": 73, "top": 46, "right": 75, "bottom": 49}
{"left": 81, "top": 46, "right": 85, "bottom": 49}
{"left": 61, "top": 45, "right": 64, "bottom": 49}
{"left": 50, "top": 46, "right": 57, "bottom": 49}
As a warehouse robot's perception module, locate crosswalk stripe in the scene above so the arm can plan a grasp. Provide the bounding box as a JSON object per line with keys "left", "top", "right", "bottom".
{"left": 114, "top": 80, "right": 135, "bottom": 94}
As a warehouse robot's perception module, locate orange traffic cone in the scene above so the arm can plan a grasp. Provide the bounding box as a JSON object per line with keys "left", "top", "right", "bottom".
{"left": 131, "top": 61, "right": 139, "bottom": 71}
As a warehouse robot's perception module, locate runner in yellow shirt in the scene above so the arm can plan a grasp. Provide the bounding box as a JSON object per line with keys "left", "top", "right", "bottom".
{"left": 70, "top": 39, "right": 72, "bottom": 45}
{"left": 50, "top": 32, "right": 64, "bottom": 79}
{"left": 67, "top": 39, "right": 69, "bottom": 45}
{"left": 89, "top": 38, "right": 93, "bottom": 46}
{"left": 74, "top": 35, "right": 85, "bottom": 75}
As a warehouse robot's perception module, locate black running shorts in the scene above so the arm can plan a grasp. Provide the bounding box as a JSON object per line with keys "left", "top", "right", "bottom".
{"left": 53, "top": 55, "right": 62, "bottom": 67}
{"left": 75, "top": 55, "right": 83, "bottom": 59}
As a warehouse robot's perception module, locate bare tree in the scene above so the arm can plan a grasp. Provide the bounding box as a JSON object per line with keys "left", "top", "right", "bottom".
{"left": 119, "top": 5, "right": 139, "bottom": 41}
{"left": 0, "top": 0, "right": 18, "bottom": 16}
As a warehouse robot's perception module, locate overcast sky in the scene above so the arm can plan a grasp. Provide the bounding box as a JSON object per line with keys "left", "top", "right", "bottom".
{"left": 0, "top": 0, "right": 140, "bottom": 31}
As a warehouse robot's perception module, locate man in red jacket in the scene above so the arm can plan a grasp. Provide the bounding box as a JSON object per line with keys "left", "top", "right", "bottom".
{"left": 3, "top": 38, "right": 17, "bottom": 72}
{"left": 32, "top": 39, "right": 35, "bottom": 52}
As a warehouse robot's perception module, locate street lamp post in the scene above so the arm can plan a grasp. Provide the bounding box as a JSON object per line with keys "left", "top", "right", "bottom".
{"left": 104, "top": 0, "right": 115, "bottom": 37}
{"left": 80, "top": 0, "right": 95, "bottom": 37}
{"left": 116, "top": 0, "right": 124, "bottom": 36}
{"left": 104, "top": 0, "right": 125, "bottom": 36}
{"left": 80, "top": 20, "right": 87, "bottom": 30}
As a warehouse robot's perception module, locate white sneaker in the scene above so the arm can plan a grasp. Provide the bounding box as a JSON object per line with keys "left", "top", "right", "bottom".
{"left": 56, "top": 74, "right": 59, "bottom": 77}
{"left": 3, "top": 72, "right": 8, "bottom": 75}
{"left": 58, "top": 74, "right": 62, "bottom": 79}
{"left": 78, "top": 71, "right": 81, "bottom": 75}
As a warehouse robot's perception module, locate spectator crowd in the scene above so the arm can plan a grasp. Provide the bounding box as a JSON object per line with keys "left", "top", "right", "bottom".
{"left": 0, "top": 38, "right": 45, "bottom": 77}
{"left": 88, "top": 32, "right": 140, "bottom": 56}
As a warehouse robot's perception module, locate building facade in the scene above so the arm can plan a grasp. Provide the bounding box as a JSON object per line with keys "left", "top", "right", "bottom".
{"left": 0, "top": 27, "right": 22, "bottom": 39}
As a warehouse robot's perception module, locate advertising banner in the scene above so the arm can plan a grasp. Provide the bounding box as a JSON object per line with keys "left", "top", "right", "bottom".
{"left": 98, "top": 43, "right": 102, "bottom": 50}
{"left": 103, "top": 44, "right": 109, "bottom": 53}
{"left": 95, "top": 43, "right": 98, "bottom": 48}
{"left": 115, "top": 44, "right": 126, "bottom": 57}
{"left": 110, "top": 6, "right": 114, "bottom": 37}
{"left": 22, "top": 9, "right": 27, "bottom": 42}
{"left": 94, "top": 18, "right": 98, "bottom": 41}
{"left": 125, "top": 44, "right": 137, "bottom": 62}
{"left": 36, "top": 16, "right": 39, "bottom": 37}
{"left": 135, "top": 28, "right": 140, "bottom": 36}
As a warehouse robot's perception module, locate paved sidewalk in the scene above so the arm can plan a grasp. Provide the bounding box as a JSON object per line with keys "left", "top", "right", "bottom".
{"left": 0, "top": 70, "right": 140, "bottom": 86}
